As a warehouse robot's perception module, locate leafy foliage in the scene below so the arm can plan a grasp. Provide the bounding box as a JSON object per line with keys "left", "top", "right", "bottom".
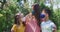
{"left": 0, "top": 0, "right": 60, "bottom": 32}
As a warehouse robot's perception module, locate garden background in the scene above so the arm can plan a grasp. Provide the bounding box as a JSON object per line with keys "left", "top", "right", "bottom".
{"left": 0, "top": 0, "right": 60, "bottom": 32}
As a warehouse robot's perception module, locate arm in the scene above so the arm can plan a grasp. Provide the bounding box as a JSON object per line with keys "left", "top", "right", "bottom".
{"left": 53, "top": 26, "right": 57, "bottom": 32}
{"left": 11, "top": 30, "right": 14, "bottom": 32}
{"left": 11, "top": 24, "right": 16, "bottom": 32}
{"left": 51, "top": 23, "right": 57, "bottom": 32}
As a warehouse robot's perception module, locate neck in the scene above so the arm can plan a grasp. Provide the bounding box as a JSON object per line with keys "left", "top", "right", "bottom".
{"left": 17, "top": 21, "right": 22, "bottom": 25}
{"left": 45, "top": 17, "right": 49, "bottom": 21}
{"left": 20, "top": 21, "right": 22, "bottom": 24}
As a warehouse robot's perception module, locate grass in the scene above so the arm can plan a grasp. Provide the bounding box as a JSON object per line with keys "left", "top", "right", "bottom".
{"left": 57, "top": 29, "right": 60, "bottom": 32}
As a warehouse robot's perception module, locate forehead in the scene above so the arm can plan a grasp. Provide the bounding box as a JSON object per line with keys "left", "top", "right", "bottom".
{"left": 15, "top": 15, "right": 20, "bottom": 19}
{"left": 41, "top": 10, "right": 46, "bottom": 14}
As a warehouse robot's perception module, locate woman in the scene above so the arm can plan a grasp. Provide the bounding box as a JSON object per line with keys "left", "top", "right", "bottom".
{"left": 40, "top": 8, "right": 57, "bottom": 32}
{"left": 11, "top": 13, "right": 25, "bottom": 32}
{"left": 25, "top": 3, "right": 41, "bottom": 32}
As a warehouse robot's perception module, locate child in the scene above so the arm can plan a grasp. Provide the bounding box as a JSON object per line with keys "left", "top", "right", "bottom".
{"left": 11, "top": 13, "right": 25, "bottom": 32}
{"left": 40, "top": 8, "right": 56, "bottom": 32}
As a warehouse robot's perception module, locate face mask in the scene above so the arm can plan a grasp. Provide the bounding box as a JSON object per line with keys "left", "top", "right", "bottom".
{"left": 40, "top": 14, "right": 45, "bottom": 18}
{"left": 32, "top": 10, "right": 35, "bottom": 15}
{"left": 21, "top": 17, "right": 25, "bottom": 22}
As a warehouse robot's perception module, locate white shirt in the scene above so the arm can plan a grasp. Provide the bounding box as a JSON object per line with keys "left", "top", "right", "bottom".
{"left": 41, "top": 20, "right": 56, "bottom": 32}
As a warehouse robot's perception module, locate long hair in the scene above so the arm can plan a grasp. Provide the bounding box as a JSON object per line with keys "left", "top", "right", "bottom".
{"left": 32, "top": 3, "right": 41, "bottom": 26}
{"left": 14, "top": 13, "right": 25, "bottom": 26}
{"left": 14, "top": 14, "right": 20, "bottom": 25}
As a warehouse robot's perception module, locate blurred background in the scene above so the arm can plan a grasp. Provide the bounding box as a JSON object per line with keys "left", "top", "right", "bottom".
{"left": 0, "top": 0, "right": 60, "bottom": 32}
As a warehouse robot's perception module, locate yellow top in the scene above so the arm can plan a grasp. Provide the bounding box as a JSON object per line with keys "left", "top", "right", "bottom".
{"left": 11, "top": 24, "right": 25, "bottom": 32}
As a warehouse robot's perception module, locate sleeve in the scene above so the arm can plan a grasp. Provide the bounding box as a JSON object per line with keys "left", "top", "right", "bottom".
{"left": 51, "top": 22, "right": 56, "bottom": 30}
{"left": 11, "top": 24, "right": 16, "bottom": 32}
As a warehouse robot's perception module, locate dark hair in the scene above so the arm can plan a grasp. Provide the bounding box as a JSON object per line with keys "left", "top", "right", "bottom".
{"left": 14, "top": 15, "right": 20, "bottom": 25}
{"left": 14, "top": 14, "right": 25, "bottom": 26}
{"left": 32, "top": 3, "right": 41, "bottom": 26}
{"left": 42, "top": 8, "right": 51, "bottom": 18}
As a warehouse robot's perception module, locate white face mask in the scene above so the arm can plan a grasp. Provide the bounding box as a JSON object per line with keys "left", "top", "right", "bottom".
{"left": 21, "top": 17, "right": 26, "bottom": 22}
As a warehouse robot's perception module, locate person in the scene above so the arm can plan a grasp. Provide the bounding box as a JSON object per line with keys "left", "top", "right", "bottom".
{"left": 40, "top": 8, "right": 57, "bottom": 32}
{"left": 11, "top": 13, "right": 25, "bottom": 32}
{"left": 25, "top": 3, "right": 41, "bottom": 32}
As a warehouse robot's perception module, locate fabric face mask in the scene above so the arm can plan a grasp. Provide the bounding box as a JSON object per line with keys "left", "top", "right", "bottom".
{"left": 32, "top": 11, "right": 35, "bottom": 15}
{"left": 40, "top": 14, "right": 45, "bottom": 18}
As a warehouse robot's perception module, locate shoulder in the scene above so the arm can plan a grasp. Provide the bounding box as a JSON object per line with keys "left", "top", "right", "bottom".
{"left": 48, "top": 20, "right": 56, "bottom": 27}
{"left": 41, "top": 21, "right": 45, "bottom": 26}
{"left": 13, "top": 24, "right": 17, "bottom": 27}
